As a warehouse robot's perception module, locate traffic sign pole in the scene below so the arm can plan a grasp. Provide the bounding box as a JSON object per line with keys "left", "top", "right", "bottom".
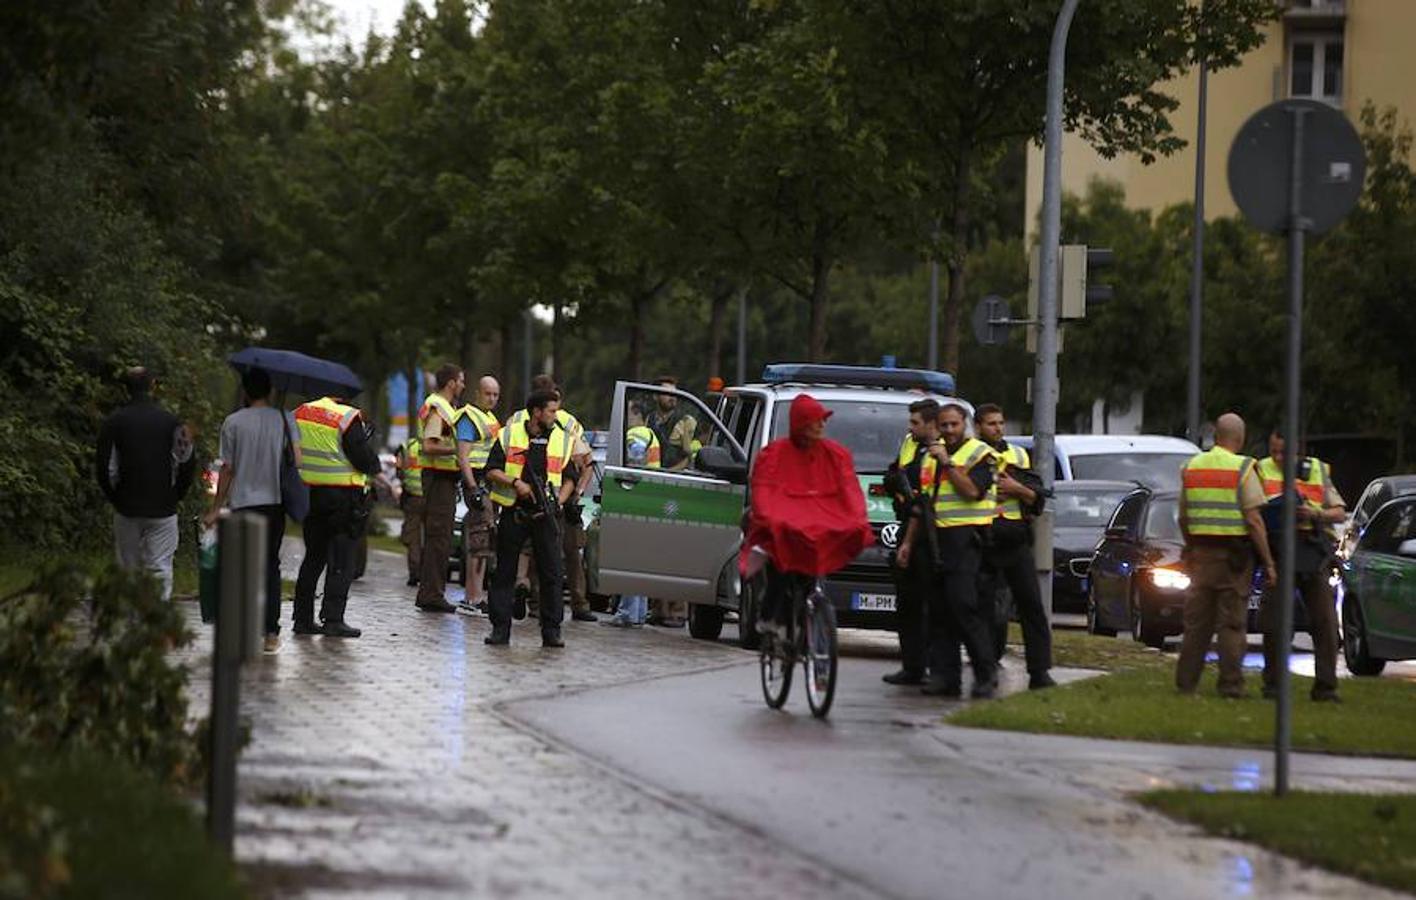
{"left": 1275, "top": 106, "right": 1311, "bottom": 797}
{"left": 1228, "top": 97, "right": 1363, "bottom": 798}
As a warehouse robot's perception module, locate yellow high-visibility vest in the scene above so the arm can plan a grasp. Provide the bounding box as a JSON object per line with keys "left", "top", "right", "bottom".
{"left": 896, "top": 434, "right": 921, "bottom": 468}
{"left": 1181, "top": 446, "right": 1256, "bottom": 538}
{"left": 1256, "top": 456, "right": 1328, "bottom": 531}
{"left": 626, "top": 425, "right": 661, "bottom": 468}
{"left": 457, "top": 405, "right": 503, "bottom": 469}
{"left": 295, "top": 397, "right": 367, "bottom": 488}
{"left": 920, "top": 438, "right": 997, "bottom": 528}
{"left": 418, "top": 392, "right": 460, "bottom": 472}
{"left": 992, "top": 442, "right": 1031, "bottom": 522}
{"left": 400, "top": 436, "right": 424, "bottom": 497}
{"left": 488, "top": 420, "right": 572, "bottom": 508}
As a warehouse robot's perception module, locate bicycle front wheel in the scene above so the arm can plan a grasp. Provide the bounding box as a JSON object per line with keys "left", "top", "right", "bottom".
{"left": 760, "top": 640, "right": 793, "bottom": 710}
{"left": 802, "top": 588, "right": 838, "bottom": 719}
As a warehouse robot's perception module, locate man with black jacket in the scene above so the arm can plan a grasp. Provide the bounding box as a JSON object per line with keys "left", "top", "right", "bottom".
{"left": 292, "top": 394, "right": 382, "bottom": 638}
{"left": 96, "top": 367, "right": 196, "bottom": 600}
{"left": 975, "top": 404, "right": 1055, "bottom": 690}
{"left": 483, "top": 390, "right": 576, "bottom": 647}
{"left": 880, "top": 399, "right": 940, "bottom": 686}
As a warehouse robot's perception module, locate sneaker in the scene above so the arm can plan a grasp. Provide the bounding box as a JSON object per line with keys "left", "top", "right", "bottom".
{"left": 1028, "top": 672, "right": 1057, "bottom": 691}
{"left": 263, "top": 634, "right": 281, "bottom": 654}
{"left": 571, "top": 609, "right": 598, "bottom": 623}
{"left": 601, "top": 617, "right": 634, "bottom": 628}
{"left": 322, "top": 621, "right": 361, "bottom": 638}
{"left": 882, "top": 669, "right": 926, "bottom": 686}
{"left": 456, "top": 600, "right": 483, "bottom": 615}
{"left": 417, "top": 600, "right": 457, "bottom": 614}
{"left": 541, "top": 632, "right": 565, "bottom": 648}
{"left": 292, "top": 621, "right": 322, "bottom": 636}
{"left": 969, "top": 677, "right": 999, "bottom": 700}
{"left": 921, "top": 680, "right": 963, "bottom": 698}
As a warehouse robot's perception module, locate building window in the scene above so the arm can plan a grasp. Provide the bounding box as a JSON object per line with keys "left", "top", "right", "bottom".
{"left": 1289, "top": 33, "right": 1343, "bottom": 103}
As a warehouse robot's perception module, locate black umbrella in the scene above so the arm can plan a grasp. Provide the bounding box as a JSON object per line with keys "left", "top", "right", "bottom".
{"left": 228, "top": 348, "right": 363, "bottom": 399}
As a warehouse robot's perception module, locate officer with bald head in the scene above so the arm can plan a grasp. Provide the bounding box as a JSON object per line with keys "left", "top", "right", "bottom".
{"left": 1175, "top": 412, "right": 1277, "bottom": 698}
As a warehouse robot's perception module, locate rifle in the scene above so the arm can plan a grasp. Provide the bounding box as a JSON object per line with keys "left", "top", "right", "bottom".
{"left": 519, "top": 464, "right": 564, "bottom": 540}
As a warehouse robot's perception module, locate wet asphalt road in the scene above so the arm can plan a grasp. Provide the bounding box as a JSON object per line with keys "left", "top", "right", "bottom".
{"left": 507, "top": 627, "right": 1416, "bottom": 900}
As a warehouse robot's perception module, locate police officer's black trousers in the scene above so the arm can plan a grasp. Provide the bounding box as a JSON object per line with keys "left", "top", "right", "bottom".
{"left": 295, "top": 487, "right": 363, "bottom": 626}
{"left": 488, "top": 506, "right": 564, "bottom": 638}
{"left": 927, "top": 536, "right": 996, "bottom": 689}
{"left": 980, "top": 540, "right": 1053, "bottom": 674}
{"left": 892, "top": 536, "right": 931, "bottom": 675}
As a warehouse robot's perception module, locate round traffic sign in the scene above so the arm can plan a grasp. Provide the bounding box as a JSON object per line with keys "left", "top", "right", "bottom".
{"left": 1228, "top": 98, "right": 1365, "bottom": 235}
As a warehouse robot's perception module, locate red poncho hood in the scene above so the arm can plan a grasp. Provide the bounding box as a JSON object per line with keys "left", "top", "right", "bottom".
{"left": 740, "top": 394, "right": 873, "bottom": 578}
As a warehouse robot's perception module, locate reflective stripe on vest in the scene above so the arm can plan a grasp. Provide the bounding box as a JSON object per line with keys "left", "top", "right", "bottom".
{"left": 993, "top": 442, "right": 1031, "bottom": 522}
{"left": 1181, "top": 447, "right": 1255, "bottom": 537}
{"left": 507, "top": 408, "right": 583, "bottom": 448}
{"left": 418, "top": 393, "right": 460, "bottom": 471}
{"left": 920, "top": 438, "right": 997, "bottom": 528}
{"left": 626, "top": 425, "right": 662, "bottom": 468}
{"left": 1257, "top": 455, "right": 1326, "bottom": 507}
{"left": 295, "top": 397, "right": 366, "bottom": 488}
{"left": 400, "top": 437, "right": 423, "bottom": 497}
{"left": 489, "top": 420, "right": 570, "bottom": 507}
{"left": 457, "top": 405, "right": 503, "bottom": 469}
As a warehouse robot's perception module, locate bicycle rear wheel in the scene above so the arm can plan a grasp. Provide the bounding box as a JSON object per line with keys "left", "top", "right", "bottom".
{"left": 760, "top": 639, "right": 793, "bottom": 709}
{"left": 802, "top": 586, "right": 838, "bottom": 719}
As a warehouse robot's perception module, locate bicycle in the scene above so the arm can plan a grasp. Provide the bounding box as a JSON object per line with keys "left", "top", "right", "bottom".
{"left": 754, "top": 571, "right": 839, "bottom": 719}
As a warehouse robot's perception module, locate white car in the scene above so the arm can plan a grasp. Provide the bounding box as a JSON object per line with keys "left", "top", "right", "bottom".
{"left": 1011, "top": 434, "right": 1200, "bottom": 491}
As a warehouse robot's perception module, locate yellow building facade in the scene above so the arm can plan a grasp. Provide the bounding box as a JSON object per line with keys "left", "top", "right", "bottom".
{"left": 1025, "top": 0, "right": 1416, "bottom": 236}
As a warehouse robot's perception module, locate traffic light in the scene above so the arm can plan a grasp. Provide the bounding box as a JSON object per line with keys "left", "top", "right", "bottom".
{"left": 1059, "top": 244, "right": 1113, "bottom": 319}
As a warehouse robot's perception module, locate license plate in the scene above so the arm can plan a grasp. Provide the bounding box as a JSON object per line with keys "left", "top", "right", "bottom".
{"left": 852, "top": 592, "right": 896, "bottom": 612}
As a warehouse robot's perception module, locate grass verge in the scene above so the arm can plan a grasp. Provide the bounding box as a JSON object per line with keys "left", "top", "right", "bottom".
{"left": 1140, "top": 789, "right": 1416, "bottom": 894}
{"left": 1, "top": 748, "right": 245, "bottom": 899}
{"left": 1014, "top": 623, "right": 1169, "bottom": 673}
{"left": 952, "top": 662, "right": 1416, "bottom": 758}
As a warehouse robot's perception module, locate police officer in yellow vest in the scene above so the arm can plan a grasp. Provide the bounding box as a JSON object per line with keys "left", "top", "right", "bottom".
{"left": 1257, "top": 429, "right": 1346, "bottom": 702}
{"left": 414, "top": 364, "right": 466, "bottom": 613}
{"left": 396, "top": 435, "right": 424, "bottom": 587}
{"left": 974, "top": 403, "right": 1055, "bottom": 689}
{"left": 880, "top": 399, "right": 939, "bottom": 687}
{"left": 293, "top": 393, "right": 382, "bottom": 638}
{"left": 484, "top": 389, "right": 576, "bottom": 646}
{"left": 1176, "top": 413, "right": 1276, "bottom": 698}
{"left": 453, "top": 374, "right": 502, "bottom": 614}
{"left": 626, "top": 401, "right": 662, "bottom": 468}
{"left": 897, "top": 402, "right": 999, "bottom": 699}
{"left": 507, "top": 374, "right": 599, "bottom": 623}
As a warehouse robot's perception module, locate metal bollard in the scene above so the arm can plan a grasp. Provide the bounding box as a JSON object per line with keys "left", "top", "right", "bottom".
{"left": 207, "top": 511, "right": 267, "bottom": 853}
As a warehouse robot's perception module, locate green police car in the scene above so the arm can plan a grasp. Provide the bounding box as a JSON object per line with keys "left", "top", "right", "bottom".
{"left": 591, "top": 364, "right": 969, "bottom": 646}
{"left": 1340, "top": 494, "right": 1416, "bottom": 675}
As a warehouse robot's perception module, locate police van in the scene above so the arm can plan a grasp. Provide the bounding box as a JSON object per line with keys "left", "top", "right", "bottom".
{"left": 592, "top": 364, "right": 970, "bottom": 646}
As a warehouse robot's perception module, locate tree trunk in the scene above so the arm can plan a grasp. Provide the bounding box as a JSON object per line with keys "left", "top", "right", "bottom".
{"left": 629, "top": 292, "right": 645, "bottom": 382}
{"left": 706, "top": 286, "right": 731, "bottom": 379}
{"left": 942, "top": 146, "right": 973, "bottom": 377}
{"left": 459, "top": 318, "right": 477, "bottom": 377}
{"left": 498, "top": 318, "right": 515, "bottom": 409}
{"left": 406, "top": 356, "right": 419, "bottom": 435}
{"left": 551, "top": 299, "right": 563, "bottom": 384}
{"left": 807, "top": 253, "right": 831, "bottom": 362}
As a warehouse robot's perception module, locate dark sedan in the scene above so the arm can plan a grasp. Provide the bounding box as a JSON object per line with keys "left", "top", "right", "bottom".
{"left": 1048, "top": 480, "right": 1135, "bottom": 613}
{"left": 1087, "top": 489, "right": 1276, "bottom": 647}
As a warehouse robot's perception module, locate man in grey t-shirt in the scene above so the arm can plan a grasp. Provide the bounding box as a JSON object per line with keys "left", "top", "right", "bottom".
{"left": 205, "top": 367, "right": 299, "bottom": 653}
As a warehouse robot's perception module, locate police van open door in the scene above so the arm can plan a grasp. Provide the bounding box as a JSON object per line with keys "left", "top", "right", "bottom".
{"left": 597, "top": 381, "right": 748, "bottom": 605}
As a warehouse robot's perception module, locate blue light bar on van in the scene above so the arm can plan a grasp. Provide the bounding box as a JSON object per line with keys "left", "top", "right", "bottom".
{"left": 761, "top": 363, "right": 955, "bottom": 395}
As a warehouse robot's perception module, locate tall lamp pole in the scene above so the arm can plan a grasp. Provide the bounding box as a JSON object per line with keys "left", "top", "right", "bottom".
{"left": 1031, "top": 0, "right": 1082, "bottom": 624}
{"left": 1187, "top": 14, "right": 1210, "bottom": 443}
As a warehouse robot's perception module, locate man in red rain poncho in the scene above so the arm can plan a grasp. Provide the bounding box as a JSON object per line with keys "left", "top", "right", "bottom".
{"left": 740, "top": 394, "right": 873, "bottom": 635}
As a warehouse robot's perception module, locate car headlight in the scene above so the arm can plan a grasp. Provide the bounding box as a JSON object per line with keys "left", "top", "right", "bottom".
{"left": 1148, "top": 567, "right": 1191, "bottom": 591}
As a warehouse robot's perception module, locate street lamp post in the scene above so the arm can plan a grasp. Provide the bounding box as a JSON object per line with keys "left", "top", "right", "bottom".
{"left": 1031, "top": 0, "right": 1083, "bottom": 624}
